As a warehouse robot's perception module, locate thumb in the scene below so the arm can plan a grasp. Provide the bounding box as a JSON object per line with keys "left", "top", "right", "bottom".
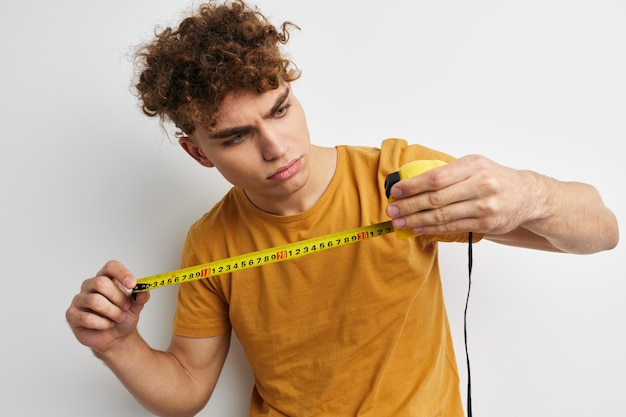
{"left": 130, "top": 290, "right": 150, "bottom": 314}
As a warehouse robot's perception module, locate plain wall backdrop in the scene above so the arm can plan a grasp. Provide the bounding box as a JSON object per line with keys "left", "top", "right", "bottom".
{"left": 1, "top": 0, "right": 624, "bottom": 415}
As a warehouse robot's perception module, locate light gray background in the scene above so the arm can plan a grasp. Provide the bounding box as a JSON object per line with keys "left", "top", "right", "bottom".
{"left": 1, "top": 0, "right": 624, "bottom": 416}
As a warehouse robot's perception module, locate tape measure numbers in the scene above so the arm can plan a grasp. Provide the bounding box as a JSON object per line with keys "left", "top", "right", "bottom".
{"left": 133, "top": 220, "right": 394, "bottom": 293}
{"left": 132, "top": 160, "right": 447, "bottom": 294}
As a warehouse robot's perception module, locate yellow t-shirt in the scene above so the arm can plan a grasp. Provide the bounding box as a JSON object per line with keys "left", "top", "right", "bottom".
{"left": 173, "top": 138, "right": 479, "bottom": 416}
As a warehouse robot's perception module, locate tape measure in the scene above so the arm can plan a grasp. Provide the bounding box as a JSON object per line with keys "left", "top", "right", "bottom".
{"left": 133, "top": 220, "right": 394, "bottom": 293}
{"left": 132, "top": 159, "right": 447, "bottom": 294}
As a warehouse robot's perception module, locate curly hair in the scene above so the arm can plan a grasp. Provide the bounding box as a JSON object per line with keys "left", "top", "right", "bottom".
{"left": 133, "top": 0, "right": 301, "bottom": 136}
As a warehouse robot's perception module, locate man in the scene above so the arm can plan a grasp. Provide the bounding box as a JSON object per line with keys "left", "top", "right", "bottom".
{"left": 66, "top": 1, "right": 618, "bottom": 416}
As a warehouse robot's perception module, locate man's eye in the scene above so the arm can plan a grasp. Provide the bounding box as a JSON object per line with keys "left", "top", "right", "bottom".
{"left": 224, "top": 133, "right": 245, "bottom": 146}
{"left": 275, "top": 103, "right": 291, "bottom": 117}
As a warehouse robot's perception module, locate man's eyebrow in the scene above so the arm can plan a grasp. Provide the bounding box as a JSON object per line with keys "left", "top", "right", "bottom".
{"left": 206, "top": 125, "right": 249, "bottom": 140}
{"left": 263, "top": 85, "right": 290, "bottom": 119}
{"left": 206, "top": 85, "right": 291, "bottom": 140}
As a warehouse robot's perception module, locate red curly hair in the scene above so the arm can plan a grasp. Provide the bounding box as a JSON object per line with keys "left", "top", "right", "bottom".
{"left": 133, "top": 0, "right": 301, "bottom": 136}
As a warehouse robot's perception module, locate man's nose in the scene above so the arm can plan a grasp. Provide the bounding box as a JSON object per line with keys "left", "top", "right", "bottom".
{"left": 259, "top": 127, "right": 288, "bottom": 161}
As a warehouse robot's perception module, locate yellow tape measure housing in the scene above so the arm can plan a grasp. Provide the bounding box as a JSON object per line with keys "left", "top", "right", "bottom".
{"left": 384, "top": 159, "right": 447, "bottom": 239}
{"left": 133, "top": 221, "right": 394, "bottom": 293}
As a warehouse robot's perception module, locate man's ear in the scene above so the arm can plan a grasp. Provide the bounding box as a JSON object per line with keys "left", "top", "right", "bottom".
{"left": 178, "top": 137, "right": 215, "bottom": 168}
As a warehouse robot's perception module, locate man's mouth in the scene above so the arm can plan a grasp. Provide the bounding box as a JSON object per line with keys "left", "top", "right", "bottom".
{"left": 269, "top": 158, "right": 302, "bottom": 181}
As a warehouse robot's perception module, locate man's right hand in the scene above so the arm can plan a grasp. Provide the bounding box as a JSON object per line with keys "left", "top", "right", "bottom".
{"left": 66, "top": 260, "right": 150, "bottom": 354}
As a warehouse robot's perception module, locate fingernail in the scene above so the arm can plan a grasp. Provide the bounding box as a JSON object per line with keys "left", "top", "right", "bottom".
{"left": 393, "top": 218, "right": 406, "bottom": 228}
{"left": 387, "top": 205, "right": 399, "bottom": 217}
{"left": 391, "top": 187, "right": 403, "bottom": 198}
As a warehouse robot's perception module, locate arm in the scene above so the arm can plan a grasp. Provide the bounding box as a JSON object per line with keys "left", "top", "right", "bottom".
{"left": 483, "top": 172, "right": 618, "bottom": 253}
{"left": 97, "top": 331, "right": 230, "bottom": 417}
{"left": 66, "top": 261, "right": 230, "bottom": 417}
{"left": 385, "top": 154, "right": 618, "bottom": 254}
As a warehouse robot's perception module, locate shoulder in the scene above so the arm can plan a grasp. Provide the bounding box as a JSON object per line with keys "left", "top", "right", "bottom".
{"left": 380, "top": 138, "right": 456, "bottom": 168}
{"left": 338, "top": 139, "right": 456, "bottom": 168}
{"left": 337, "top": 139, "right": 457, "bottom": 185}
{"left": 184, "top": 187, "right": 244, "bottom": 246}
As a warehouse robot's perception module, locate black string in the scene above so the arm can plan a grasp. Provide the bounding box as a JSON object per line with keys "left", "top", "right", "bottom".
{"left": 464, "top": 232, "right": 474, "bottom": 417}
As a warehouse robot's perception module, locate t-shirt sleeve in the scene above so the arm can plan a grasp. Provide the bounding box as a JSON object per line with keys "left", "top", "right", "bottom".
{"left": 172, "top": 231, "right": 232, "bottom": 338}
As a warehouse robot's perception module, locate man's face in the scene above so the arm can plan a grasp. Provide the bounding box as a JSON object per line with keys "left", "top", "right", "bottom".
{"left": 180, "top": 83, "right": 312, "bottom": 213}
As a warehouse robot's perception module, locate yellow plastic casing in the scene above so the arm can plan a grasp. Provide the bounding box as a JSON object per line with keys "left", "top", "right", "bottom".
{"left": 385, "top": 159, "right": 448, "bottom": 238}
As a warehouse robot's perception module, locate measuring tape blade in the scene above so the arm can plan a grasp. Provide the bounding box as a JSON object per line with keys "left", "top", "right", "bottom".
{"left": 133, "top": 220, "right": 394, "bottom": 293}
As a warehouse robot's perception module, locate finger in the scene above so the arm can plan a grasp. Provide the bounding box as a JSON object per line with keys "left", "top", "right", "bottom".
{"left": 129, "top": 290, "right": 151, "bottom": 314}
{"left": 387, "top": 188, "right": 448, "bottom": 220}
{"left": 86, "top": 276, "right": 131, "bottom": 314}
{"left": 398, "top": 197, "right": 500, "bottom": 235}
{"left": 389, "top": 161, "right": 461, "bottom": 200}
{"left": 405, "top": 217, "right": 479, "bottom": 235}
{"left": 70, "top": 306, "right": 120, "bottom": 331}
{"left": 96, "top": 260, "right": 136, "bottom": 291}
{"left": 397, "top": 203, "right": 473, "bottom": 233}
{"left": 80, "top": 275, "right": 131, "bottom": 310}
{"left": 67, "top": 290, "right": 127, "bottom": 329}
{"left": 387, "top": 166, "right": 470, "bottom": 219}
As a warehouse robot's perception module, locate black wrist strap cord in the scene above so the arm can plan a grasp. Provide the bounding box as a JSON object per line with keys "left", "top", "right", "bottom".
{"left": 465, "top": 232, "right": 474, "bottom": 417}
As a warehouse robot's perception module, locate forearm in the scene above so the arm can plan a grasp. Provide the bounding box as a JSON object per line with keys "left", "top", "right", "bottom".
{"left": 517, "top": 171, "right": 618, "bottom": 254}
{"left": 94, "top": 331, "right": 208, "bottom": 417}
